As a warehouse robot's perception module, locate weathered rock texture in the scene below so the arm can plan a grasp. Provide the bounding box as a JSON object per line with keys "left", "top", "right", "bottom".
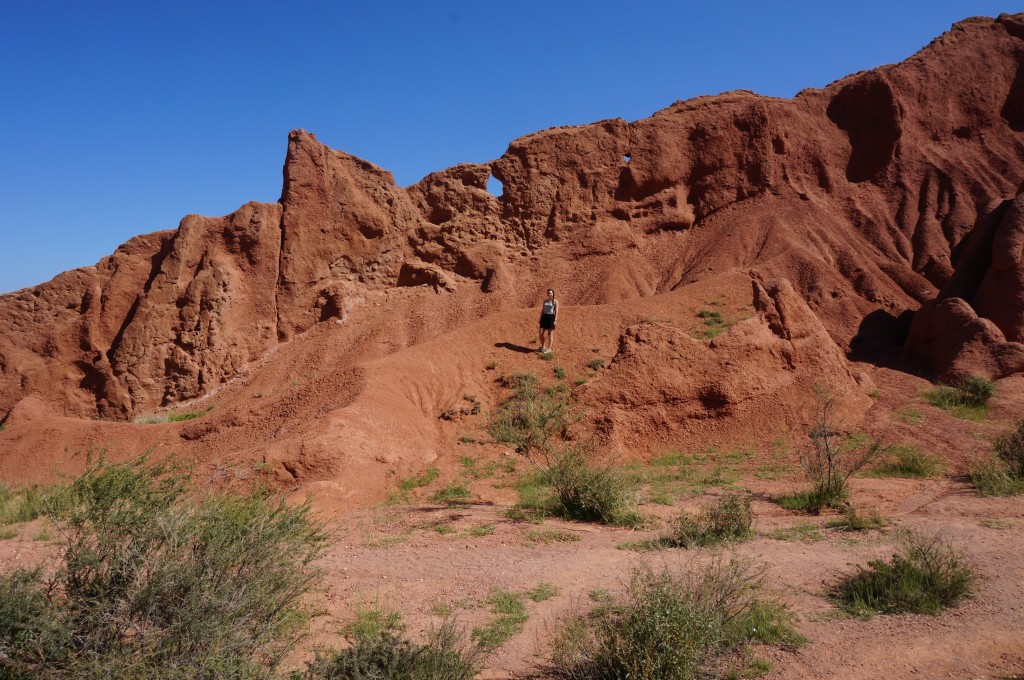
{"left": 3, "top": 14, "right": 1024, "bottom": 423}
{"left": 584, "top": 277, "right": 874, "bottom": 452}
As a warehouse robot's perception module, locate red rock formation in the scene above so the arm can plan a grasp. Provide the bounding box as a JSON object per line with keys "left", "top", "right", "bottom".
{"left": 583, "top": 277, "right": 874, "bottom": 452}
{"left": 3, "top": 14, "right": 1024, "bottom": 424}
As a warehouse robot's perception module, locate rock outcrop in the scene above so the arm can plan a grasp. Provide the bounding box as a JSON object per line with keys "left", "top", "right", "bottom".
{"left": 3, "top": 14, "right": 1024, "bottom": 422}
{"left": 584, "top": 277, "right": 873, "bottom": 451}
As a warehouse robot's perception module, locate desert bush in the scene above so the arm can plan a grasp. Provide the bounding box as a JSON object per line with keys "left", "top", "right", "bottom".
{"left": 825, "top": 505, "right": 886, "bottom": 531}
{"left": 488, "top": 373, "right": 573, "bottom": 454}
{"left": 543, "top": 447, "right": 640, "bottom": 526}
{"left": 431, "top": 483, "right": 471, "bottom": 503}
{"left": 0, "top": 454, "right": 327, "bottom": 679}
{"left": 551, "top": 557, "right": 802, "bottom": 679}
{"left": 867, "top": 444, "right": 943, "bottom": 479}
{"left": 972, "top": 420, "right": 1024, "bottom": 496}
{"left": 668, "top": 492, "right": 754, "bottom": 548}
{"left": 923, "top": 375, "right": 996, "bottom": 419}
{"left": 834, "top": 530, "right": 974, "bottom": 617}
{"left": 301, "top": 618, "right": 482, "bottom": 680}
{"left": 952, "top": 376, "right": 997, "bottom": 407}
{"left": 994, "top": 419, "right": 1024, "bottom": 478}
{"left": 0, "top": 483, "right": 55, "bottom": 526}
{"left": 794, "top": 387, "right": 886, "bottom": 512}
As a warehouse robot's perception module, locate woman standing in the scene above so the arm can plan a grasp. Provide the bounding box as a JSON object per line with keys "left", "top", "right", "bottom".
{"left": 538, "top": 288, "right": 558, "bottom": 353}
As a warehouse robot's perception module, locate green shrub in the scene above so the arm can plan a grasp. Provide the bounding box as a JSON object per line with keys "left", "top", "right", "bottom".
{"left": 971, "top": 457, "right": 1024, "bottom": 496}
{"left": 0, "top": 483, "right": 54, "bottom": 526}
{"left": 431, "top": 483, "right": 471, "bottom": 503}
{"left": 994, "top": 419, "right": 1024, "bottom": 478}
{"left": 551, "top": 558, "right": 802, "bottom": 679}
{"left": 168, "top": 410, "right": 206, "bottom": 422}
{"left": 554, "top": 366, "right": 566, "bottom": 380}
{"left": 344, "top": 607, "right": 405, "bottom": 643}
{"left": 971, "top": 420, "right": 1024, "bottom": 496}
{"left": 867, "top": 444, "right": 943, "bottom": 479}
{"left": 489, "top": 373, "right": 573, "bottom": 454}
{"left": 825, "top": 505, "right": 886, "bottom": 531}
{"left": 922, "top": 376, "right": 996, "bottom": 420}
{"left": 472, "top": 590, "right": 528, "bottom": 649}
{"left": 587, "top": 358, "right": 606, "bottom": 371}
{"left": 544, "top": 447, "right": 640, "bottom": 526}
{"left": 834, "top": 531, "right": 974, "bottom": 617}
{"left": 795, "top": 387, "right": 886, "bottom": 512}
{"left": 302, "top": 618, "right": 482, "bottom": 680}
{"left": 954, "top": 376, "right": 997, "bottom": 407}
{"left": 0, "top": 454, "right": 327, "bottom": 679}
{"left": 527, "top": 582, "right": 559, "bottom": 602}
{"left": 668, "top": 492, "right": 754, "bottom": 548}
{"left": 400, "top": 467, "right": 440, "bottom": 491}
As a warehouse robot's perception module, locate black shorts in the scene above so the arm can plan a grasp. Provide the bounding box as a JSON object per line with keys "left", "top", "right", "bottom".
{"left": 540, "top": 313, "right": 556, "bottom": 330}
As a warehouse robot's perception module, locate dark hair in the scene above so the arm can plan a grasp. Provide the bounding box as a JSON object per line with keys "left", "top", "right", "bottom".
{"left": 547, "top": 288, "right": 555, "bottom": 296}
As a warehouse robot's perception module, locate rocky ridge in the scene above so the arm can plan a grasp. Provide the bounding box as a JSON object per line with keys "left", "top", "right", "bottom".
{"left": 1, "top": 15, "right": 1023, "bottom": 467}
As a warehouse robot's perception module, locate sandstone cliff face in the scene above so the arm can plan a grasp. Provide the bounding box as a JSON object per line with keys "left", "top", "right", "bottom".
{"left": 3, "top": 14, "right": 1024, "bottom": 420}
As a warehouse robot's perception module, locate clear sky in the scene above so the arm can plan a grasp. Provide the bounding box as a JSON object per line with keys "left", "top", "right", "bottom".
{"left": 0, "top": 1, "right": 1018, "bottom": 293}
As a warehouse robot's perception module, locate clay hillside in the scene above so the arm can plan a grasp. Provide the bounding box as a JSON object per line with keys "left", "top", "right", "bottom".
{"left": 1, "top": 13, "right": 1023, "bottom": 504}
{"left": 6, "top": 13, "right": 1024, "bottom": 680}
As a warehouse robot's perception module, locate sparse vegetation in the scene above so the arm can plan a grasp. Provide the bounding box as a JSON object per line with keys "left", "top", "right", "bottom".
{"left": 431, "top": 483, "right": 471, "bottom": 503}
{"left": 765, "top": 522, "right": 824, "bottom": 543}
{"left": 825, "top": 505, "right": 887, "bottom": 531}
{"left": 0, "top": 454, "right": 328, "bottom": 679}
{"left": 833, "top": 530, "right": 974, "bottom": 617}
{"left": 485, "top": 360, "right": 498, "bottom": 370}
{"left": 527, "top": 582, "right": 559, "bottom": 602}
{"left": 0, "top": 483, "right": 54, "bottom": 526}
{"left": 790, "top": 387, "right": 886, "bottom": 512}
{"left": 472, "top": 589, "right": 528, "bottom": 649}
{"left": 554, "top": 366, "right": 566, "bottom": 380}
{"left": 543, "top": 446, "right": 642, "bottom": 527}
{"left": 401, "top": 467, "right": 441, "bottom": 491}
{"left": 168, "top": 409, "right": 206, "bottom": 422}
{"left": 696, "top": 308, "right": 733, "bottom": 339}
{"left": 994, "top": 418, "right": 1024, "bottom": 478}
{"left": 524, "top": 528, "right": 581, "bottom": 545}
{"left": 666, "top": 492, "right": 754, "bottom": 548}
{"left": 922, "top": 375, "right": 996, "bottom": 420}
{"left": 302, "top": 617, "right": 482, "bottom": 680}
{"left": 344, "top": 606, "right": 405, "bottom": 642}
{"left": 972, "top": 419, "right": 1024, "bottom": 496}
{"left": 896, "top": 408, "right": 924, "bottom": 425}
{"left": 551, "top": 558, "right": 803, "bottom": 679}
{"left": 866, "top": 444, "right": 944, "bottom": 479}
{"left": 489, "top": 372, "right": 573, "bottom": 454}
{"left": 587, "top": 358, "right": 606, "bottom": 371}
{"left": 467, "top": 523, "right": 494, "bottom": 537}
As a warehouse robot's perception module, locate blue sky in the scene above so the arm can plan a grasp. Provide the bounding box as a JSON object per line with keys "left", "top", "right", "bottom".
{"left": 0, "top": 1, "right": 1017, "bottom": 293}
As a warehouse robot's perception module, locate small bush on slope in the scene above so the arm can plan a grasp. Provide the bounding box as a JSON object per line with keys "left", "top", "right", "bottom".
{"left": 786, "top": 387, "right": 886, "bottom": 513}
{"left": 972, "top": 419, "right": 1024, "bottom": 496}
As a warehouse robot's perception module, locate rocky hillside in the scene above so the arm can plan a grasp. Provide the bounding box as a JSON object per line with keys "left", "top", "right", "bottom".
{"left": 1, "top": 15, "right": 1023, "bottom": 494}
